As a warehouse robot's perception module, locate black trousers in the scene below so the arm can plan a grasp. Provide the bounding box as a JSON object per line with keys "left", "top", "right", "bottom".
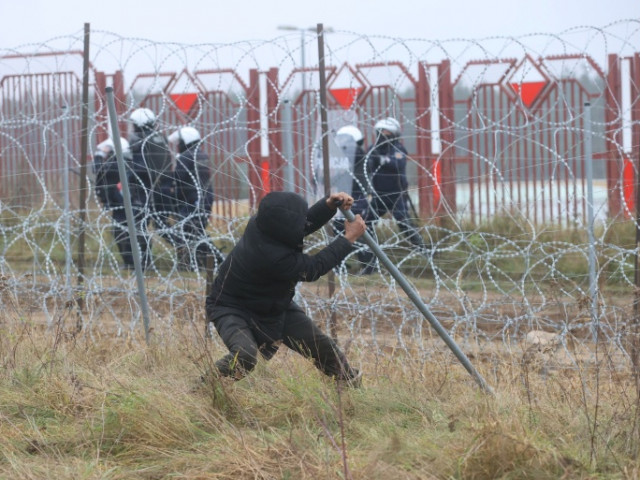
{"left": 110, "top": 207, "right": 134, "bottom": 267}
{"left": 370, "top": 192, "right": 425, "bottom": 248}
{"left": 129, "top": 175, "right": 180, "bottom": 267}
{"left": 175, "top": 205, "right": 224, "bottom": 269}
{"left": 213, "top": 305, "right": 356, "bottom": 381}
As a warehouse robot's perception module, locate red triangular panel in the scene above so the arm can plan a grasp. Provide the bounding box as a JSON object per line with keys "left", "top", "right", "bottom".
{"left": 329, "top": 87, "right": 364, "bottom": 110}
{"left": 170, "top": 93, "right": 198, "bottom": 114}
{"left": 509, "top": 81, "right": 546, "bottom": 108}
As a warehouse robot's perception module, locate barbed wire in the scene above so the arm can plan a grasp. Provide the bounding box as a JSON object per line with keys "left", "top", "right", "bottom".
{"left": 0, "top": 21, "right": 639, "bottom": 376}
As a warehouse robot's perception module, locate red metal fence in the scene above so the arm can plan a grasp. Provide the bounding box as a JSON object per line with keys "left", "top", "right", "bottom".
{"left": 452, "top": 54, "right": 607, "bottom": 224}
{"left": 1, "top": 50, "right": 638, "bottom": 224}
{"left": 0, "top": 52, "right": 86, "bottom": 207}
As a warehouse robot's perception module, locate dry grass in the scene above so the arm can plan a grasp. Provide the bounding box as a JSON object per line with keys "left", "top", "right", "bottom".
{"left": 2, "top": 312, "right": 640, "bottom": 479}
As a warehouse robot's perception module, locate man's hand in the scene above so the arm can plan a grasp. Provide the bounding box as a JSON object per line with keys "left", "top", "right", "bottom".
{"left": 344, "top": 214, "right": 366, "bottom": 244}
{"left": 327, "top": 192, "right": 354, "bottom": 210}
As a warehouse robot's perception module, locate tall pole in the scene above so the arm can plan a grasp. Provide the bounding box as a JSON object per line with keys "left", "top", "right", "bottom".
{"left": 316, "top": 23, "right": 338, "bottom": 339}
{"left": 77, "top": 22, "right": 90, "bottom": 304}
{"left": 317, "top": 24, "right": 331, "bottom": 202}
{"left": 282, "top": 99, "right": 295, "bottom": 192}
{"left": 584, "top": 102, "right": 599, "bottom": 340}
{"left": 62, "top": 105, "right": 72, "bottom": 296}
{"left": 633, "top": 150, "right": 640, "bottom": 369}
{"left": 105, "top": 87, "right": 153, "bottom": 344}
{"left": 300, "top": 29, "right": 306, "bottom": 95}
{"left": 301, "top": 29, "right": 313, "bottom": 197}
{"left": 633, "top": 53, "right": 640, "bottom": 372}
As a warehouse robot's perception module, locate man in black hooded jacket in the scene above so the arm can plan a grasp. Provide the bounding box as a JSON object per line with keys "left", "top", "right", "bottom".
{"left": 206, "top": 191, "right": 366, "bottom": 384}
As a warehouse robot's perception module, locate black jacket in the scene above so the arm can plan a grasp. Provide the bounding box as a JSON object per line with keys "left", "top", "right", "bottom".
{"left": 93, "top": 151, "right": 122, "bottom": 208}
{"left": 366, "top": 137, "right": 409, "bottom": 195}
{"left": 206, "top": 192, "right": 352, "bottom": 322}
{"left": 128, "top": 128, "right": 173, "bottom": 188}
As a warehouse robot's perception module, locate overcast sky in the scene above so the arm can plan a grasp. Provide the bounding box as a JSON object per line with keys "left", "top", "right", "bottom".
{"left": 2, "top": 0, "right": 639, "bottom": 48}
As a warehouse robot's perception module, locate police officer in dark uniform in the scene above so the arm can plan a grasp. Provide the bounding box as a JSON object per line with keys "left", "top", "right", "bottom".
{"left": 366, "top": 117, "right": 428, "bottom": 253}
{"left": 168, "top": 126, "right": 224, "bottom": 271}
{"left": 128, "top": 107, "right": 177, "bottom": 268}
{"left": 93, "top": 137, "right": 135, "bottom": 269}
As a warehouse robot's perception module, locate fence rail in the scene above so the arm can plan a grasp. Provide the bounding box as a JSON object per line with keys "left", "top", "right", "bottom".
{"left": 1, "top": 34, "right": 638, "bottom": 223}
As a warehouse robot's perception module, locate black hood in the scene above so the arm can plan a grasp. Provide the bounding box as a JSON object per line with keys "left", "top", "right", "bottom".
{"left": 256, "top": 192, "right": 308, "bottom": 248}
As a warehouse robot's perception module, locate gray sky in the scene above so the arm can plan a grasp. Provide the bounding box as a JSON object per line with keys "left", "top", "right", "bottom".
{"left": 3, "top": 0, "right": 639, "bottom": 47}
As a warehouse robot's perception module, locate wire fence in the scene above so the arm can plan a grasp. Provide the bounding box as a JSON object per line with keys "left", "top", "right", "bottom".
{"left": 0, "top": 21, "right": 639, "bottom": 381}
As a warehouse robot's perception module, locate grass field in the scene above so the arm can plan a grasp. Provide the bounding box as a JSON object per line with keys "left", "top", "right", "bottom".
{"left": 2, "top": 309, "right": 640, "bottom": 479}
{"left": 1, "top": 209, "right": 639, "bottom": 478}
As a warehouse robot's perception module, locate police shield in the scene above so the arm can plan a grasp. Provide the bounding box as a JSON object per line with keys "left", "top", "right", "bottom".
{"left": 313, "top": 131, "right": 357, "bottom": 200}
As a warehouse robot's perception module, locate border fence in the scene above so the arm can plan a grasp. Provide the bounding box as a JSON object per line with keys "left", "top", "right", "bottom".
{"left": 2, "top": 39, "right": 638, "bottom": 223}
{"left": 0, "top": 22, "right": 639, "bottom": 377}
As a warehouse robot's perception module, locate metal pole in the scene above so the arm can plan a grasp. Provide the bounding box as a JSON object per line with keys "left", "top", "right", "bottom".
{"left": 317, "top": 24, "right": 331, "bottom": 200}
{"left": 300, "top": 30, "right": 312, "bottom": 197}
{"left": 584, "top": 102, "right": 599, "bottom": 339}
{"left": 105, "top": 86, "right": 153, "bottom": 344}
{"left": 634, "top": 148, "right": 640, "bottom": 368}
{"left": 316, "top": 23, "right": 338, "bottom": 339}
{"left": 61, "top": 105, "right": 72, "bottom": 296}
{"left": 300, "top": 30, "right": 306, "bottom": 95}
{"left": 630, "top": 54, "right": 640, "bottom": 373}
{"left": 341, "top": 206, "right": 493, "bottom": 394}
{"left": 77, "top": 22, "right": 90, "bottom": 298}
{"left": 282, "top": 99, "right": 295, "bottom": 191}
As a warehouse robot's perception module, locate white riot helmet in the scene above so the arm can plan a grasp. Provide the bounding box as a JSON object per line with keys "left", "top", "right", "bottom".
{"left": 336, "top": 125, "right": 364, "bottom": 144}
{"left": 129, "top": 107, "right": 156, "bottom": 128}
{"left": 374, "top": 117, "right": 401, "bottom": 136}
{"left": 168, "top": 126, "right": 201, "bottom": 146}
{"left": 96, "top": 137, "right": 131, "bottom": 156}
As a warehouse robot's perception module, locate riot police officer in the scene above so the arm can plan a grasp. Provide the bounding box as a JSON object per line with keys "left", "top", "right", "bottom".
{"left": 128, "top": 107, "right": 177, "bottom": 268}
{"left": 366, "top": 117, "right": 429, "bottom": 253}
{"left": 168, "top": 126, "right": 224, "bottom": 271}
{"left": 93, "top": 137, "right": 135, "bottom": 269}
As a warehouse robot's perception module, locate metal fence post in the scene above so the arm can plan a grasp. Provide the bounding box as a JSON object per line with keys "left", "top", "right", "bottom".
{"left": 282, "top": 99, "right": 295, "bottom": 192}
{"left": 584, "top": 102, "right": 599, "bottom": 340}
{"left": 105, "top": 86, "right": 153, "bottom": 345}
{"left": 77, "top": 22, "right": 90, "bottom": 300}
{"left": 316, "top": 23, "right": 339, "bottom": 339}
{"left": 61, "top": 104, "right": 72, "bottom": 297}
{"left": 341, "top": 206, "right": 493, "bottom": 394}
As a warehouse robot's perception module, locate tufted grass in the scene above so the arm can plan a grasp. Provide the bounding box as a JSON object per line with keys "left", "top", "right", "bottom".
{"left": 2, "top": 312, "right": 640, "bottom": 480}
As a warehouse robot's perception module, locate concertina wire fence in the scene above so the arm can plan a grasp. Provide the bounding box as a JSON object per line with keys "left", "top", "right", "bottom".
{"left": 1, "top": 20, "right": 640, "bottom": 378}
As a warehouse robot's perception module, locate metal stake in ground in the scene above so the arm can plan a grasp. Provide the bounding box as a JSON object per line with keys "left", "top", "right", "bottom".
{"left": 341, "top": 207, "right": 494, "bottom": 394}
{"left": 77, "top": 22, "right": 91, "bottom": 307}
{"left": 316, "top": 22, "right": 338, "bottom": 339}
{"left": 105, "top": 87, "right": 153, "bottom": 345}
